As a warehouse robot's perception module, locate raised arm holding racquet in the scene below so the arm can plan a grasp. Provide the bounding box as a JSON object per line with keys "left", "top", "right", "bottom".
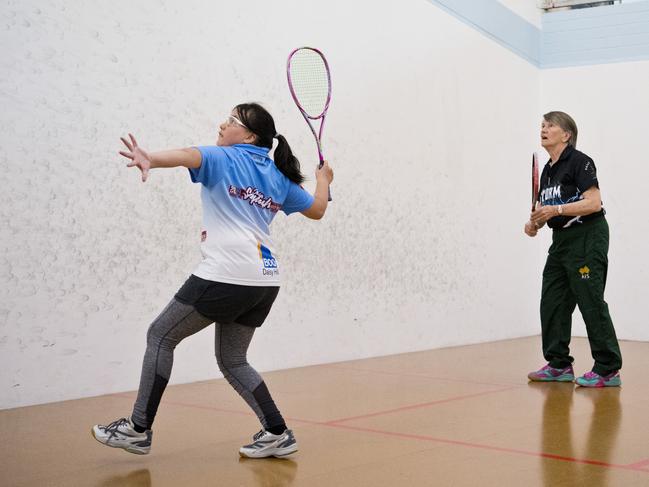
{"left": 286, "top": 47, "right": 333, "bottom": 201}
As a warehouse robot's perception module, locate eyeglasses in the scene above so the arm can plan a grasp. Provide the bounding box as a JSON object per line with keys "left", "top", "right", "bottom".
{"left": 226, "top": 115, "right": 249, "bottom": 130}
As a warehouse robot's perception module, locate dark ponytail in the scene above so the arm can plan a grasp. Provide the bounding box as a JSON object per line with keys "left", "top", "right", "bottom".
{"left": 235, "top": 102, "right": 305, "bottom": 184}
{"left": 273, "top": 134, "right": 305, "bottom": 184}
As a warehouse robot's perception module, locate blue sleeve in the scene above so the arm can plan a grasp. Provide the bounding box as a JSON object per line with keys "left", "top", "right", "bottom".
{"left": 282, "top": 182, "right": 315, "bottom": 215}
{"left": 188, "top": 146, "right": 230, "bottom": 186}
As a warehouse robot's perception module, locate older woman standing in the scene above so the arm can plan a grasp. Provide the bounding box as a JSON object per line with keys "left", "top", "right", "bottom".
{"left": 525, "top": 111, "right": 622, "bottom": 388}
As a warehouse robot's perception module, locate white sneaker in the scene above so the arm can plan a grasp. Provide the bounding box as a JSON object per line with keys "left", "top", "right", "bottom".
{"left": 239, "top": 429, "right": 298, "bottom": 458}
{"left": 91, "top": 417, "right": 152, "bottom": 455}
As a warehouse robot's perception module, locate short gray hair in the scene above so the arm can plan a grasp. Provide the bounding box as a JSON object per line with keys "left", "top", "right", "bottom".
{"left": 543, "top": 111, "right": 578, "bottom": 148}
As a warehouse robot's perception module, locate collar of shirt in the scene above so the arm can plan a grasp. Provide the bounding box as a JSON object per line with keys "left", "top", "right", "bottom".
{"left": 547, "top": 144, "right": 574, "bottom": 165}
{"left": 233, "top": 144, "right": 270, "bottom": 158}
{"left": 546, "top": 145, "right": 575, "bottom": 176}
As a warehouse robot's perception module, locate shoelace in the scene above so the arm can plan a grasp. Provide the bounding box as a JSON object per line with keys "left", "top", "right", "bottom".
{"left": 104, "top": 417, "right": 129, "bottom": 433}
{"left": 252, "top": 430, "right": 266, "bottom": 441}
{"left": 542, "top": 365, "right": 570, "bottom": 373}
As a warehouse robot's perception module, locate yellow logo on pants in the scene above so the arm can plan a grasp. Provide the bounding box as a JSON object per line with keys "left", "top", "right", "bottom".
{"left": 579, "top": 266, "right": 590, "bottom": 279}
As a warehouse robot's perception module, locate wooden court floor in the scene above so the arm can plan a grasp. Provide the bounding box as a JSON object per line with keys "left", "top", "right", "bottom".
{"left": 2, "top": 336, "right": 649, "bottom": 486}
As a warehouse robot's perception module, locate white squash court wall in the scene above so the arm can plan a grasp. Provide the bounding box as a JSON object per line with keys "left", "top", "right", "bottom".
{"left": 1, "top": 0, "right": 542, "bottom": 409}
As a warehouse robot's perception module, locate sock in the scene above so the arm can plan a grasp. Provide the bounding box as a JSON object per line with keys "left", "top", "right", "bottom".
{"left": 132, "top": 421, "right": 147, "bottom": 433}
{"left": 267, "top": 424, "right": 287, "bottom": 435}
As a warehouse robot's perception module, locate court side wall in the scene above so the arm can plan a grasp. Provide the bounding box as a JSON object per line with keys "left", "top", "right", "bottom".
{"left": 0, "top": 0, "right": 541, "bottom": 408}
{"left": 541, "top": 60, "right": 649, "bottom": 342}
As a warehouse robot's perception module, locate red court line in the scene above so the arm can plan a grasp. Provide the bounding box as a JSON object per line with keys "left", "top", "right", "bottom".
{"left": 331, "top": 423, "right": 649, "bottom": 473}
{"left": 624, "top": 458, "right": 649, "bottom": 470}
{"left": 113, "top": 393, "right": 326, "bottom": 426}
{"left": 324, "top": 386, "right": 518, "bottom": 425}
{"left": 111, "top": 391, "right": 649, "bottom": 474}
{"left": 113, "top": 387, "right": 518, "bottom": 428}
{"left": 113, "top": 393, "right": 251, "bottom": 417}
{"left": 329, "top": 364, "right": 521, "bottom": 388}
{"left": 118, "top": 384, "right": 517, "bottom": 426}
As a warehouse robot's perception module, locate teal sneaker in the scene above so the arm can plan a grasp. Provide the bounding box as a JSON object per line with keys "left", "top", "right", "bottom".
{"left": 575, "top": 370, "right": 621, "bottom": 388}
{"left": 528, "top": 364, "right": 575, "bottom": 382}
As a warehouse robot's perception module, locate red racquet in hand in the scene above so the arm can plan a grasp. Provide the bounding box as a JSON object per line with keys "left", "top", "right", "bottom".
{"left": 532, "top": 152, "right": 540, "bottom": 211}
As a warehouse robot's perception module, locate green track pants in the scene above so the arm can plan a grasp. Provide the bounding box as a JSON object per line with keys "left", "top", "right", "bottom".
{"left": 540, "top": 217, "right": 622, "bottom": 375}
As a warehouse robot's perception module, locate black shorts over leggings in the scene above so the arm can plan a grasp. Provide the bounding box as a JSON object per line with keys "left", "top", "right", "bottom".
{"left": 174, "top": 274, "right": 280, "bottom": 327}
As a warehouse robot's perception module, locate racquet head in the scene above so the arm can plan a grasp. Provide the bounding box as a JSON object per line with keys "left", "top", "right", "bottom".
{"left": 532, "top": 152, "right": 540, "bottom": 211}
{"left": 286, "top": 47, "right": 332, "bottom": 119}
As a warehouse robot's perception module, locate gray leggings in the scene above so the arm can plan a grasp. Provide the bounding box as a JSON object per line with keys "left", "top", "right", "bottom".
{"left": 131, "top": 298, "right": 284, "bottom": 431}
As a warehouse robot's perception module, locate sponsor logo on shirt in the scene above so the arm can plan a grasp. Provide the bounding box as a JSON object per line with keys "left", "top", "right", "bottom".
{"left": 228, "top": 185, "right": 282, "bottom": 213}
{"left": 258, "top": 243, "right": 279, "bottom": 276}
{"left": 540, "top": 185, "right": 562, "bottom": 205}
{"left": 201, "top": 230, "right": 207, "bottom": 242}
{"left": 540, "top": 185, "right": 582, "bottom": 207}
{"left": 579, "top": 266, "right": 590, "bottom": 279}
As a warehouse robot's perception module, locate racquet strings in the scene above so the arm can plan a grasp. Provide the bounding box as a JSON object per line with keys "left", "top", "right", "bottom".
{"left": 289, "top": 49, "right": 330, "bottom": 118}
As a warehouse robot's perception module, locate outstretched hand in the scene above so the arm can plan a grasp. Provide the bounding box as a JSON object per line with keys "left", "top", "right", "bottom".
{"left": 119, "top": 133, "right": 152, "bottom": 182}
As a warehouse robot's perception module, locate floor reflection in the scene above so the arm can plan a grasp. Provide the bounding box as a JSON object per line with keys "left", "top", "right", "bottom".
{"left": 529, "top": 382, "right": 622, "bottom": 486}
{"left": 238, "top": 456, "right": 298, "bottom": 486}
{"left": 97, "top": 468, "right": 151, "bottom": 487}
{"left": 577, "top": 386, "right": 622, "bottom": 483}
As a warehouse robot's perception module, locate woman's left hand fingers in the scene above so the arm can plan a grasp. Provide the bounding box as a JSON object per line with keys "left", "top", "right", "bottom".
{"left": 120, "top": 136, "right": 133, "bottom": 151}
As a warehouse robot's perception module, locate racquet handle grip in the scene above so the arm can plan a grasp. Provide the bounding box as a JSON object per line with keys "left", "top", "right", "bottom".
{"left": 318, "top": 157, "right": 332, "bottom": 202}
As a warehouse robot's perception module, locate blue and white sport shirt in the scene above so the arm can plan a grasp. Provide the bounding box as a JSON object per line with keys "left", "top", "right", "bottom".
{"left": 189, "top": 144, "right": 314, "bottom": 286}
